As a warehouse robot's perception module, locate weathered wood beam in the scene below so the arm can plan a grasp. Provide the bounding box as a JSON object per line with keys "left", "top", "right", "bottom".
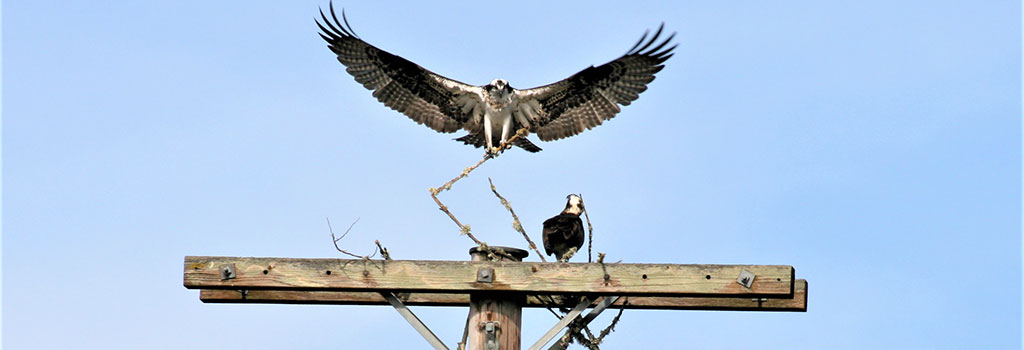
{"left": 198, "top": 279, "right": 807, "bottom": 311}
{"left": 185, "top": 256, "right": 794, "bottom": 297}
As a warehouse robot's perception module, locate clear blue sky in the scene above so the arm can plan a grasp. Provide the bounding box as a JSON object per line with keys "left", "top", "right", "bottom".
{"left": 4, "top": 1, "right": 1021, "bottom": 348}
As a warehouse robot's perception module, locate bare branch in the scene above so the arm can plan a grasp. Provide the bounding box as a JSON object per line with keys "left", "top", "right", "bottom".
{"left": 580, "top": 194, "right": 594, "bottom": 263}
{"left": 375, "top": 240, "right": 391, "bottom": 260}
{"left": 579, "top": 298, "right": 627, "bottom": 349}
{"left": 548, "top": 253, "right": 625, "bottom": 350}
{"left": 327, "top": 217, "right": 378, "bottom": 260}
{"left": 595, "top": 299, "right": 627, "bottom": 342}
{"left": 488, "top": 177, "right": 547, "bottom": 262}
{"left": 559, "top": 247, "right": 578, "bottom": 263}
{"left": 429, "top": 127, "right": 529, "bottom": 246}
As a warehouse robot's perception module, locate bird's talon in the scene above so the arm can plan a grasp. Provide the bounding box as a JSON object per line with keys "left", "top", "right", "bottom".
{"left": 483, "top": 147, "right": 498, "bottom": 159}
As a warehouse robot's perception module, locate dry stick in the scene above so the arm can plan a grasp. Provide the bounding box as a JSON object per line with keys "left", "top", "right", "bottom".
{"left": 327, "top": 217, "right": 378, "bottom": 259}
{"left": 575, "top": 299, "right": 626, "bottom": 350}
{"left": 488, "top": 177, "right": 547, "bottom": 262}
{"left": 556, "top": 323, "right": 577, "bottom": 349}
{"left": 580, "top": 194, "right": 594, "bottom": 263}
{"left": 556, "top": 252, "right": 621, "bottom": 350}
{"left": 428, "top": 127, "right": 530, "bottom": 247}
{"left": 375, "top": 240, "right": 391, "bottom": 261}
{"left": 595, "top": 300, "right": 627, "bottom": 344}
{"left": 579, "top": 254, "right": 625, "bottom": 350}
{"left": 559, "top": 247, "right": 579, "bottom": 263}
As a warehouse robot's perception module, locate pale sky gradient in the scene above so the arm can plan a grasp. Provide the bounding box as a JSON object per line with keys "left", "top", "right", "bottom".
{"left": 4, "top": 1, "right": 1021, "bottom": 349}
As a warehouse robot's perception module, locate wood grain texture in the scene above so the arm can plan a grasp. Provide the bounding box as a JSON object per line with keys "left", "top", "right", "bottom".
{"left": 185, "top": 256, "right": 794, "bottom": 297}
{"left": 198, "top": 279, "right": 807, "bottom": 311}
{"left": 467, "top": 293, "right": 523, "bottom": 350}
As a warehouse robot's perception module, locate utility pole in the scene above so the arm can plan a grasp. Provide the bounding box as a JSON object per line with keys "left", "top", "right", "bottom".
{"left": 184, "top": 250, "right": 807, "bottom": 349}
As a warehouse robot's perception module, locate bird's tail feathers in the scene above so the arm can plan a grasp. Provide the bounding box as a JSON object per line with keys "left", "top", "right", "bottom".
{"left": 454, "top": 133, "right": 484, "bottom": 147}
{"left": 453, "top": 133, "right": 542, "bottom": 153}
{"left": 512, "top": 137, "right": 542, "bottom": 153}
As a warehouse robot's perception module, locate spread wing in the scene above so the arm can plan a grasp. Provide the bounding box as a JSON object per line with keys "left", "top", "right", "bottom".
{"left": 514, "top": 25, "right": 676, "bottom": 141}
{"left": 317, "top": 4, "right": 484, "bottom": 133}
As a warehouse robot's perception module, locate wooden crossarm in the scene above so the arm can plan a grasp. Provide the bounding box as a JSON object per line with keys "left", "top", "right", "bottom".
{"left": 198, "top": 279, "right": 807, "bottom": 311}
{"left": 185, "top": 256, "right": 794, "bottom": 297}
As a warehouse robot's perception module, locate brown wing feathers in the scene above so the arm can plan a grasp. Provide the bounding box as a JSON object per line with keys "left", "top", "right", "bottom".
{"left": 525, "top": 25, "right": 676, "bottom": 141}
{"left": 316, "top": 4, "right": 473, "bottom": 133}
{"left": 318, "top": 4, "right": 675, "bottom": 148}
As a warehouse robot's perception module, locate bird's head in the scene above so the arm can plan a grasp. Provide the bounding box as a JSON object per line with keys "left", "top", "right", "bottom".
{"left": 486, "top": 79, "right": 513, "bottom": 97}
{"left": 563, "top": 194, "right": 584, "bottom": 215}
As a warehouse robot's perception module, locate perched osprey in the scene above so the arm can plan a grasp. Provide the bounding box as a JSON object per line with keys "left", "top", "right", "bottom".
{"left": 543, "top": 194, "right": 586, "bottom": 262}
{"left": 316, "top": 4, "right": 675, "bottom": 154}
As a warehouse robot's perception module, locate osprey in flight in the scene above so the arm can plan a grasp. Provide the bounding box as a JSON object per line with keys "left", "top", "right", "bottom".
{"left": 316, "top": 4, "right": 675, "bottom": 154}
{"left": 543, "top": 194, "right": 586, "bottom": 262}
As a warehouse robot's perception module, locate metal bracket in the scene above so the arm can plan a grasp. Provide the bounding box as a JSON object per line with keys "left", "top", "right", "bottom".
{"left": 737, "top": 269, "right": 755, "bottom": 288}
{"left": 546, "top": 296, "right": 621, "bottom": 350}
{"left": 381, "top": 292, "right": 449, "bottom": 350}
{"left": 477, "top": 267, "right": 494, "bottom": 283}
{"left": 220, "top": 264, "right": 236, "bottom": 280}
{"left": 528, "top": 296, "right": 594, "bottom": 350}
{"left": 481, "top": 321, "right": 501, "bottom": 350}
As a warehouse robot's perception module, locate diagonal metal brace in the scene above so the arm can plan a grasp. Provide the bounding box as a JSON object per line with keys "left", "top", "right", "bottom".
{"left": 546, "top": 296, "right": 621, "bottom": 350}
{"left": 381, "top": 292, "right": 449, "bottom": 350}
{"left": 527, "top": 296, "right": 595, "bottom": 350}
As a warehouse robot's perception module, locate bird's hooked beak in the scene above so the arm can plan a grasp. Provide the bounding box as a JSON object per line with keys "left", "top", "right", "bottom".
{"left": 490, "top": 79, "right": 510, "bottom": 94}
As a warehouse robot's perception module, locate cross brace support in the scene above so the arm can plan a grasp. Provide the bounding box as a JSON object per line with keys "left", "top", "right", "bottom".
{"left": 545, "top": 296, "right": 621, "bottom": 350}
{"left": 381, "top": 292, "right": 449, "bottom": 350}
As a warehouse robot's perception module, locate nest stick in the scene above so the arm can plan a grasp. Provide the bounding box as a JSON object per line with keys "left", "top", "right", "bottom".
{"left": 327, "top": 217, "right": 378, "bottom": 260}
{"left": 579, "top": 194, "right": 595, "bottom": 263}
{"left": 488, "top": 177, "right": 547, "bottom": 262}
{"left": 428, "top": 128, "right": 529, "bottom": 245}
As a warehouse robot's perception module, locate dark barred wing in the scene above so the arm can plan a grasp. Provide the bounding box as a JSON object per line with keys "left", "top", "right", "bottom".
{"left": 514, "top": 25, "right": 676, "bottom": 141}
{"left": 317, "top": 4, "right": 484, "bottom": 133}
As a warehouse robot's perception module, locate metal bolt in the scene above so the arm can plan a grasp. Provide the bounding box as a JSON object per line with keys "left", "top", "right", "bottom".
{"left": 220, "top": 264, "right": 236, "bottom": 280}
{"left": 482, "top": 321, "right": 500, "bottom": 350}
{"left": 736, "top": 269, "right": 755, "bottom": 288}
{"left": 477, "top": 267, "right": 495, "bottom": 283}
